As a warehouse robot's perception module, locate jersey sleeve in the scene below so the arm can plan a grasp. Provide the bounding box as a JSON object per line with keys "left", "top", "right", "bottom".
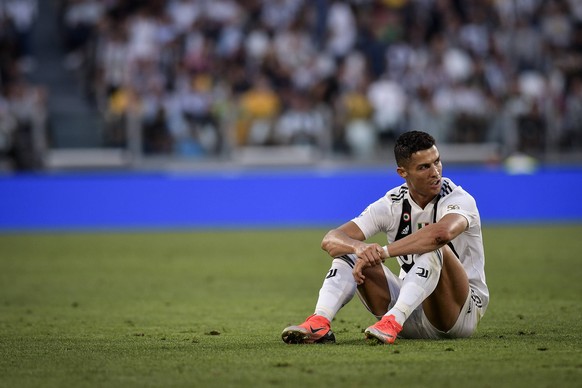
{"left": 351, "top": 195, "right": 394, "bottom": 239}
{"left": 438, "top": 186, "right": 480, "bottom": 228}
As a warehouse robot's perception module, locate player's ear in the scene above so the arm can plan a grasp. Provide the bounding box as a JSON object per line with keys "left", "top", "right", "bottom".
{"left": 397, "top": 166, "right": 407, "bottom": 178}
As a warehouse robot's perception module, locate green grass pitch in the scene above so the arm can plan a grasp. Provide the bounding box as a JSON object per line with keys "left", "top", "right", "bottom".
{"left": 1, "top": 225, "right": 581, "bottom": 387}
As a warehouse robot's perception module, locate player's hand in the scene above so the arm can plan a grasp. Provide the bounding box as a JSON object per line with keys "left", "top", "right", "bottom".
{"left": 354, "top": 242, "right": 386, "bottom": 267}
{"left": 352, "top": 259, "right": 368, "bottom": 285}
{"left": 352, "top": 243, "right": 386, "bottom": 285}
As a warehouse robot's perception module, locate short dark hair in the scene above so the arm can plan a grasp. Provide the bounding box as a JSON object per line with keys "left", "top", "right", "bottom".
{"left": 394, "top": 131, "right": 436, "bottom": 167}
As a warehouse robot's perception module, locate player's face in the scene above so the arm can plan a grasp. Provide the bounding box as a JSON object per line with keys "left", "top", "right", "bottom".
{"left": 398, "top": 145, "right": 442, "bottom": 208}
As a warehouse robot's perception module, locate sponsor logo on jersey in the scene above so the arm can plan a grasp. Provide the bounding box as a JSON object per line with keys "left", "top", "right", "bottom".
{"left": 400, "top": 225, "right": 410, "bottom": 235}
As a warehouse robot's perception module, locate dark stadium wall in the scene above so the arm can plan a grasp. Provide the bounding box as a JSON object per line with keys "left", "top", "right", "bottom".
{"left": 1, "top": 167, "right": 581, "bottom": 231}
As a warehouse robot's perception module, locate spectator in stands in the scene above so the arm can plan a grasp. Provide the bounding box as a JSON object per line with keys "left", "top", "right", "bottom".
{"left": 38, "top": 0, "right": 582, "bottom": 163}
{"left": 336, "top": 79, "right": 375, "bottom": 159}
{"left": 325, "top": 0, "right": 357, "bottom": 59}
{"left": 274, "top": 89, "right": 329, "bottom": 149}
{"left": 562, "top": 76, "right": 582, "bottom": 149}
{"left": 0, "top": 0, "right": 45, "bottom": 171}
{"left": 367, "top": 75, "right": 407, "bottom": 144}
{"left": 236, "top": 74, "right": 281, "bottom": 146}
{"left": 177, "top": 73, "right": 221, "bottom": 156}
{"left": 3, "top": 0, "right": 37, "bottom": 71}
{"left": 4, "top": 79, "right": 45, "bottom": 170}
{"left": 0, "top": 91, "right": 17, "bottom": 159}
{"left": 407, "top": 86, "right": 449, "bottom": 144}
{"left": 140, "top": 79, "right": 173, "bottom": 154}
{"left": 61, "top": 0, "right": 104, "bottom": 70}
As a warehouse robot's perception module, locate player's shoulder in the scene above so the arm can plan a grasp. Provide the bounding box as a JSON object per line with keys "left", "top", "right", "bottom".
{"left": 440, "top": 178, "right": 468, "bottom": 197}
{"left": 385, "top": 184, "right": 408, "bottom": 204}
{"left": 439, "top": 178, "right": 477, "bottom": 206}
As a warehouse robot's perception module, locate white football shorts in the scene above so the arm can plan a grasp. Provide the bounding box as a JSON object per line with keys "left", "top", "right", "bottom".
{"left": 358, "top": 263, "right": 484, "bottom": 339}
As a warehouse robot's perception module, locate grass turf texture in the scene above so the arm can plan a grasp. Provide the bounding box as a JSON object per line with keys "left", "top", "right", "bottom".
{"left": 1, "top": 225, "right": 581, "bottom": 388}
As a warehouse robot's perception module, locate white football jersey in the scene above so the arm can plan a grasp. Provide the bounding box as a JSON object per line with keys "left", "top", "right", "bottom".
{"left": 352, "top": 177, "right": 489, "bottom": 312}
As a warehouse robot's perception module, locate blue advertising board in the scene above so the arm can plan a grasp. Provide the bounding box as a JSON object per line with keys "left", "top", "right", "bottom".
{"left": 1, "top": 166, "right": 581, "bottom": 231}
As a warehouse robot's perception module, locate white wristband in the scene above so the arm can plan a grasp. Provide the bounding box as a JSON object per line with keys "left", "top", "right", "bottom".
{"left": 383, "top": 245, "right": 390, "bottom": 257}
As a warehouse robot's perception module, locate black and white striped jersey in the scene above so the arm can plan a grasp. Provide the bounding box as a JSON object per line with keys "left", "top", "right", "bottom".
{"left": 351, "top": 177, "right": 489, "bottom": 312}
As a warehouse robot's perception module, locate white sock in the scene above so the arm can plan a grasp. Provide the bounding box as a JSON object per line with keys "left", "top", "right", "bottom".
{"left": 314, "top": 257, "right": 357, "bottom": 322}
{"left": 388, "top": 250, "right": 442, "bottom": 326}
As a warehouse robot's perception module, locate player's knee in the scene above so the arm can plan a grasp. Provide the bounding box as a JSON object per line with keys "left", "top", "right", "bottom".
{"left": 361, "top": 263, "right": 384, "bottom": 277}
{"left": 331, "top": 255, "right": 357, "bottom": 269}
{"left": 416, "top": 249, "right": 443, "bottom": 275}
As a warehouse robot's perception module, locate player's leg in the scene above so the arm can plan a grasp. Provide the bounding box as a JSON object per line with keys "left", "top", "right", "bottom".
{"left": 355, "top": 264, "right": 395, "bottom": 317}
{"left": 364, "top": 247, "right": 445, "bottom": 343}
{"left": 282, "top": 255, "right": 357, "bottom": 344}
{"left": 364, "top": 245, "right": 470, "bottom": 343}
{"left": 356, "top": 263, "right": 408, "bottom": 343}
{"left": 421, "top": 245, "right": 469, "bottom": 332}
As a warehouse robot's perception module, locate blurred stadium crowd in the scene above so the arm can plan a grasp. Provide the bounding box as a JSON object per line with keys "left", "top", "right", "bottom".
{"left": 1, "top": 0, "right": 582, "bottom": 169}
